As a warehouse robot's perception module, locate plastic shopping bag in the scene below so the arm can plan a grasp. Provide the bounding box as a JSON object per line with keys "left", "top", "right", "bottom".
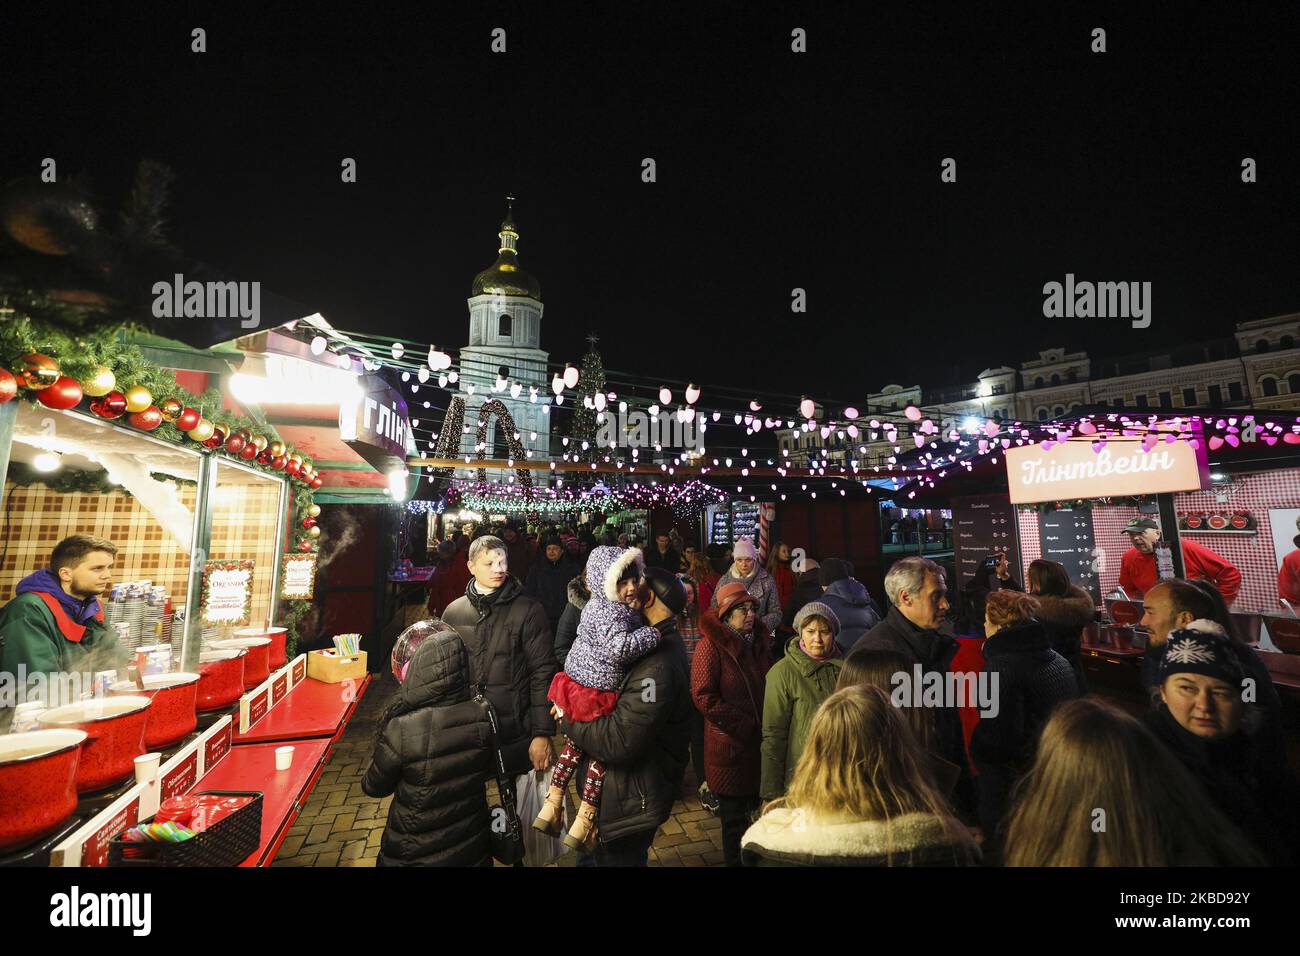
{"left": 517, "top": 769, "right": 568, "bottom": 867}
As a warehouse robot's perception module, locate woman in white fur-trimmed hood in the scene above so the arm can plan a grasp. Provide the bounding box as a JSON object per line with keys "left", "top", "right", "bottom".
{"left": 741, "top": 685, "right": 979, "bottom": 867}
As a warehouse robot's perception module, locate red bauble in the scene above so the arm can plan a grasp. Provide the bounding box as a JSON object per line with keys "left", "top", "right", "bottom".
{"left": 270, "top": 456, "right": 287, "bottom": 471}
{"left": 310, "top": 476, "right": 324, "bottom": 489}
{"left": 284, "top": 461, "right": 301, "bottom": 477}
{"left": 239, "top": 443, "right": 258, "bottom": 460}
{"left": 176, "top": 407, "right": 202, "bottom": 431}
{"left": 299, "top": 540, "right": 313, "bottom": 553}
{"left": 302, "top": 517, "right": 317, "bottom": 529}
{"left": 225, "top": 434, "right": 247, "bottom": 455}
{"left": 35, "top": 376, "right": 83, "bottom": 410}
{"left": 128, "top": 406, "right": 164, "bottom": 431}
{"left": 204, "top": 424, "right": 228, "bottom": 450}
{"left": 90, "top": 391, "right": 129, "bottom": 419}
{"left": 256, "top": 450, "right": 274, "bottom": 466}
{"left": 0, "top": 368, "right": 18, "bottom": 404}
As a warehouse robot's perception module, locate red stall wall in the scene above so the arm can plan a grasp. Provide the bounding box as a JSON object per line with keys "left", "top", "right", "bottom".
{"left": 317, "top": 504, "right": 381, "bottom": 644}
{"left": 775, "top": 500, "right": 883, "bottom": 603}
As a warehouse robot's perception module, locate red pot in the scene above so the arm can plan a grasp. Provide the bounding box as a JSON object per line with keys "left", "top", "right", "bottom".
{"left": 37, "top": 697, "right": 151, "bottom": 794}
{"left": 210, "top": 637, "right": 272, "bottom": 689}
{"left": 196, "top": 649, "right": 247, "bottom": 711}
{"left": 236, "top": 626, "right": 288, "bottom": 670}
{"left": 0, "top": 729, "right": 88, "bottom": 853}
{"left": 109, "top": 673, "right": 200, "bottom": 748}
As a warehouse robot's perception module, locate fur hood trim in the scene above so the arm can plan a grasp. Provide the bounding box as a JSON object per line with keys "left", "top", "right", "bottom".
{"left": 742, "top": 808, "right": 974, "bottom": 865}
{"left": 1033, "top": 585, "right": 1095, "bottom": 630}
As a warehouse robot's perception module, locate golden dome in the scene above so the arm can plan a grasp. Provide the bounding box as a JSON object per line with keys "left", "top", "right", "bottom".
{"left": 471, "top": 196, "right": 541, "bottom": 300}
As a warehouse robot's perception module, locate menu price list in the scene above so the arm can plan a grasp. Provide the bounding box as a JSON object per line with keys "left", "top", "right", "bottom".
{"left": 1039, "top": 507, "right": 1101, "bottom": 601}
{"left": 953, "top": 495, "right": 1020, "bottom": 588}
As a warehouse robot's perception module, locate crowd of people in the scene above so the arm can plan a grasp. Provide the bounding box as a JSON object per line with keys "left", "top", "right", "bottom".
{"left": 360, "top": 520, "right": 1297, "bottom": 868}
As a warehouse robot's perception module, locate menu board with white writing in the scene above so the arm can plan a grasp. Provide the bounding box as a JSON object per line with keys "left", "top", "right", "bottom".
{"left": 1039, "top": 507, "right": 1101, "bottom": 601}
{"left": 280, "top": 553, "right": 317, "bottom": 600}
{"left": 200, "top": 559, "right": 255, "bottom": 627}
{"left": 952, "top": 494, "right": 1021, "bottom": 590}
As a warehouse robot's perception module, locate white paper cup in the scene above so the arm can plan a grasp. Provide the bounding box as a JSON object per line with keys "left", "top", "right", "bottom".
{"left": 134, "top": 752, "right": 161, "bottom": 785}
{"left": 275, "top": 745, "right": 294, "bottom": 771}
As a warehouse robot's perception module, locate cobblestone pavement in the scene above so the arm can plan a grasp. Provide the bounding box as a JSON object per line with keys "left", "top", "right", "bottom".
{"left": 272, "top": 672, "right": 724, "bottom": 867}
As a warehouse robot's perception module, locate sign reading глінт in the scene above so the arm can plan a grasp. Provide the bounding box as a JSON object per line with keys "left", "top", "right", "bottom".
{"left": 1004, "top": 429, "right": 1209, "bottom": 504}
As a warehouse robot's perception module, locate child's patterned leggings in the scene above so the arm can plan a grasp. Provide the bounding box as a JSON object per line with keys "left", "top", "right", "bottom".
{"left": 550, "top": 737, "right": 607, "bottom": 805}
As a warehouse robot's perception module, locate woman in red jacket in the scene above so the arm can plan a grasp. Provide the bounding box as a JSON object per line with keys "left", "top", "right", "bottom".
{"left": 766, "top": 541, "right": 797, "bottom": 611}
{"left": 692, "top": 581, "right": 772, "bottom": 866}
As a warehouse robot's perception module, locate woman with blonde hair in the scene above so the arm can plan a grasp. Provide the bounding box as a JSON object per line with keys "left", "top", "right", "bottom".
{"left": 1003, "top": 697, "right": 1264, "bottom": 866}
{"left": 741, "top": 685, "right": 979, "bottom": 866}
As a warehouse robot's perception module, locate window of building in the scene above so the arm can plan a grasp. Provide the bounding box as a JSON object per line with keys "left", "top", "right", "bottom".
{"left": 1158, "top": 391, "right": 1172, "bottom": 409}
{"left": 1034, "top": 376, "right": 1044, "bottom": 388}
{"left": 1053, "top": 405, "right": 1066, "bottom": 416}
{"left": 1050, "top": 373, "right": 1061, "bottom": 386}
{"left": 1037, "top": 408, "right": 1048, "bottom": 421}
{"left": 1283, "top": 335, "right": 1295, "bottom": 349}
{"left": 498, "top": 314, "right": 512, "bottom": 337}
{"left": 1067, "top": 368, "right": 1078, "bottom": 383}
{"left": 1228, "top": 381, "right": 1243, "bottom": 401}
{"left": 1289, "top": 374, "right": 1300, "bottom": 394}
{"left": 1182, "top": 387, "right": 1197, "bottom": 405}
{"left": 1256, "top": 339, "right": 1270, "bottom": 354}
{"left": 1136, "top": 395, "right": 1149, "bottom": 409}
{"left": 1208, "top": 384, "right": 1222, "bottom": 405}
{"left": 1262, "top": 377, "right": 1279, "bottom": 397}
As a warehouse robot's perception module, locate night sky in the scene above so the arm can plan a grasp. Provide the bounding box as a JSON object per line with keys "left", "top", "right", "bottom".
{"left": 5, "top": 4, "right": 1299, "bottom": 404}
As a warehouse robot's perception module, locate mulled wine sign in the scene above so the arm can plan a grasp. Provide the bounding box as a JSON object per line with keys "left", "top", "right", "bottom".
{"left": 280, "top": 553, "right": 318, "bottom": 600}
{"left": 1039, "top": 507, "right": 1101, "bottom": 601}
{"left": 200, "top": 559, "right": 256, "bottom": 627}
{"left": 1005, "top": 434, "right": 1209, "bottom": 505}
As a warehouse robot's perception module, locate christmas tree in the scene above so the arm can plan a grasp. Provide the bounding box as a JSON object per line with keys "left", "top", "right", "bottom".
{"left": 571, "top": 332, "right": 606, "bottom": 463}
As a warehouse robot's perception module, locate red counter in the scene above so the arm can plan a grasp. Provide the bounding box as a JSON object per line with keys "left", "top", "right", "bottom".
{"left": 234, "top": 674, "right": 370, "bottom": 745}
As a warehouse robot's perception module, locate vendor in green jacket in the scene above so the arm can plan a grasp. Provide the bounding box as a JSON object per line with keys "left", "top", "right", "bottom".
{"left": 760, "top": 602, "right": 844, "bottom": 800}
{"left": 0, "top": 534, "right": 127, "bottom": 731}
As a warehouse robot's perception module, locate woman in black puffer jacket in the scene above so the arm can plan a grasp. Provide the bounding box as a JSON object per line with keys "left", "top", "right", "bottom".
{"left": 362, "top": 629, "right": 494, "bottom": 866}
{"left": 1027, "top": 559, "right": 1095, "bottom": 692}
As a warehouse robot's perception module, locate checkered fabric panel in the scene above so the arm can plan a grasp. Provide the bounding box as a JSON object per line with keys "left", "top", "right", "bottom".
{"left": 0, "top": 483, "right": 193, "bottom": 603}
{"left": 208, "top": 481, "right": 283, "bottom": 626}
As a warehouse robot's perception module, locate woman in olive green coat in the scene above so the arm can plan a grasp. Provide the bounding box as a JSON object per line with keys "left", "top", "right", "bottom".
{"left": 760, "top": 602, "right": 843, "bottom": 800}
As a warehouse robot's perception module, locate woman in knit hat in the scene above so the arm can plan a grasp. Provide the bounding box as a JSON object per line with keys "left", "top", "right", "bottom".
{"left": 1143, "top": 623, "right": 1298, "bottom": 863}
{"left": 759, "top": 601, "right": 844, "bottom": 799}
{"left": 710, "top": 536, "right": 783, "bottom": 656}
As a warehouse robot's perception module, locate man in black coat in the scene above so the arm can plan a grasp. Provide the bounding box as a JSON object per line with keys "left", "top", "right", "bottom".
{"left": 852, "top": 556, "right": 975, "bottom": 816}
{"left": 442, "top": 535, "right": 558, "bottom": 776}
{"left": 644, "top": 531, "right": 681, "bottom": 573}
{"left": 524, "top": 534, "right": 578, "bottom": 635}
{"left": 557, "top": 568, "right": 692, "bottom": 866}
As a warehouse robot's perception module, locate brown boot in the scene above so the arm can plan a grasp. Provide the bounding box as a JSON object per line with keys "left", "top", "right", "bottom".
{"left": 562, "top": 801, "right": 599, "bottom": 853}
{"left": 532, "top": 784, "right": 567, "bottom": 835}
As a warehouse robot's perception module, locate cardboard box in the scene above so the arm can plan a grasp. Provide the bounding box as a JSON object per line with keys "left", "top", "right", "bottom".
{"left": 307, "top": 649, "right": 368, "bottom": 684}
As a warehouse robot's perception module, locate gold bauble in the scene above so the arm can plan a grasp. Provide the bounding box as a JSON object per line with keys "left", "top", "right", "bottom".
{"left": 124, "top": 385, "right": 153, "bottom": 413}
{"left": 82, "top": 366, "right": 117, "bottom": 397}
{"left": 252, "top": 435, "right": 269, "bottom": 453}
{"left": 269, "top": 441, "right": 286, "bottom": 458}
{"left": 15, "top": 353, "right": 59, "bottom": 390}
{"left": 307, "top": 504, "right": 322, "bottom": 518}
{"left": 289, "top": 453, "right": 303, "bottom": 466}
{"left": 307, "top": 525, "right": 321, "bottom": 538}
{"left": 187, "top": 418, "right": 216, "bottom": 442}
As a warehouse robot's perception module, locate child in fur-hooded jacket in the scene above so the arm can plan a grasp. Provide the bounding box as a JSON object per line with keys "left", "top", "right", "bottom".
{"left": 531, "top": 546, "right": 661, "bottom": 851}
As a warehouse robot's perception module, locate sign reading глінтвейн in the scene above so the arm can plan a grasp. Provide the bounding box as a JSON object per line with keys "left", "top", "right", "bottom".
{"left": 1004, "top": 433, "right": 1209, "bottom": 504}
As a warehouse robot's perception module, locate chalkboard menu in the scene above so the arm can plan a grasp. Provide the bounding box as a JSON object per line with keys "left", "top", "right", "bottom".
{"left": 953, "top": 494, "right": 1021, "bottom": 589}
{"left": 1038, "top": 507, "right": 1101, "bottom": 601}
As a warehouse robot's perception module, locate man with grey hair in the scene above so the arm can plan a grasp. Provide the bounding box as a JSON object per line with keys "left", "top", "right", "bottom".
{"left": 442, "top": 534, "right": 557, "bottom": 776}
{"left": 852, "top": 557, "right": 974, "bottom": 814}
